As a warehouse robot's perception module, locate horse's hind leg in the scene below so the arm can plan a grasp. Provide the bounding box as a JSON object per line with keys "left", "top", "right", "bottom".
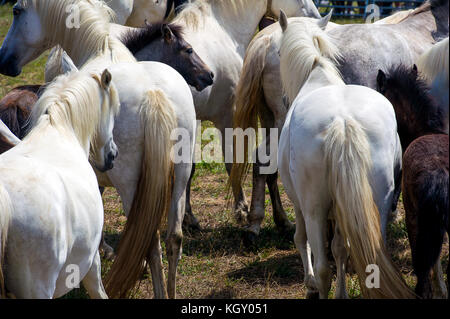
{"left": 82, "top": 251, "right": 108, "bottom": 299}
{"left": 98, "top": 186, "right": 115, "bottom": 260}
{"left": 267, "top": 171, "right": 294, "bottom": 232}
{"left": 147, "top": 231, "right": 168, "bottom": 299}
{"left": 304, "top": 209, "right": 332, "bottom": 299}
{"left": 331, "top": 224, "right": 349, "bottom": 299}
{"left": 183, "top": 163, "right": 200, "bottom": 231}
{"left": 166, "top": 163, "right": 190, "bottom": 299}
{"left": 293, "top": 208, "right": 318, "bottom": 298}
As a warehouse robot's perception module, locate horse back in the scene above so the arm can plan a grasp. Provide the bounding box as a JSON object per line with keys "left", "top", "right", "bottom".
{"left": 0, "top": 85, "right": 41, "bottom": 139}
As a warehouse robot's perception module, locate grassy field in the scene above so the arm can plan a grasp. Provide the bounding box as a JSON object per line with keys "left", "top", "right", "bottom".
{"left": 0, "top": 3, "right": 448, "bottom": 299}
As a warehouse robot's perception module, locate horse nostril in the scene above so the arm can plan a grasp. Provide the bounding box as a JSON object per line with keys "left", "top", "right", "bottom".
{"left": 210, "top": 71, "right": 214, "bottom": 79}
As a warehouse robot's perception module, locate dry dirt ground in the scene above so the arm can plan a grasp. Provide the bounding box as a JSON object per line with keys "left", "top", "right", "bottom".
{"left": 97, "top": 159, "right": 448, "bottom": 299}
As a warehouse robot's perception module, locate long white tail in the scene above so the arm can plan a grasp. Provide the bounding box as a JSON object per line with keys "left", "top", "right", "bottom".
{"left": 324, "top": 117, "right": 415, "bottom": 299}
{"left": 0, "top": 183, "right": 11, "bottom": 298}
{"left": 104, "top": 89, "right": 176, "bottom": 298}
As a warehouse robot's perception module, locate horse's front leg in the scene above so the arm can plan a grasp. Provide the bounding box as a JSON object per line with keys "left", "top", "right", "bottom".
{"left": 166, "top": 162, "right": 190, "bottom": 299}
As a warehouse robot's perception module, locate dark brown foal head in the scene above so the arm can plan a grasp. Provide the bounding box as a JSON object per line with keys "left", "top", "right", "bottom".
{"left": 377, "top": 64, "right": 447, "bottom": 150}
{"left": 122, "top": 23, "right": 214, "bottom": 92}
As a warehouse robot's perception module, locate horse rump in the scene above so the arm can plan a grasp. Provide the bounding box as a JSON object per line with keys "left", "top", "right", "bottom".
{"left": 402, "top": 134, "right": 449, "bottom": 298}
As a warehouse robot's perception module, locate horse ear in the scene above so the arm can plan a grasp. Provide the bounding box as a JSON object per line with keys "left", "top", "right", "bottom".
{"left": 162, "top": 24, "right": 174, "bottom": 43}
{"left": 101, "top": 69, "right": 112, "bottom": 89}
{"left": 376, "top": 69, "right": 386, "bottom": 92}
{"left": 318, "top": 9, "right": 333, "bottom": 30}
{"left": 412, "top": 64, "right": 418, "bottom": 78}
{"left": 61, "top": 51, "right": 78, "bottom": 74}
{"left": 279, "top": 10, "right": 288, "bottom": 32}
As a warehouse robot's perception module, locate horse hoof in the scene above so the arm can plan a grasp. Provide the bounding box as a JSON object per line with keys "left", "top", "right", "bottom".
{"left": 103, "top": 250, "right": 115, "bottom": 261}
{"left": 243, "top": 230, "right": 258, "bottom": 248}
{"left": 306, "top": 290, "right": 320, "bottom": 299}
{"left": 234, "top": 203, "right": 249, "bottom": 225}
{"left": 182, "top": 212, "right": 202, "bottom": 232}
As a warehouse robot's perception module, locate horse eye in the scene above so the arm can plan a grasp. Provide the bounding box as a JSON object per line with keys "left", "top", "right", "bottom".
{"left": 13, "top": 7, "right": 22, "bottom": 17}
{"left": 186, "top": 48, "right": 193, "bottom": 54}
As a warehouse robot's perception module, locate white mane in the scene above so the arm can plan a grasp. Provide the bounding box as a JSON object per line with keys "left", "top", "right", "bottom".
{"left": 173, "top": 0, "right": 249, "bottom": 30}
{"left": 417, "top": 37, "right": 449, "bottom": 87}
{"left": 19, "top": 0, "right": 135, "bottom": 66}
{"left": 29, "top": 70, "right": 120, "bottom": 150}
{"left": 279, "top": 18, "right": 343, "bottom": 103}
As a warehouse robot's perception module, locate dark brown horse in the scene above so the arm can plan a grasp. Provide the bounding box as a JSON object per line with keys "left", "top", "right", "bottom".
{"left": 377, "top": 64, "right": 449, "bottom": 299}
{"left": 0, "top": 85, "right": 41, "bottom": 139}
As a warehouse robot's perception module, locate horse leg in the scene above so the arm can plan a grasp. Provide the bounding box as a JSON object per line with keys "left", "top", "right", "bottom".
{"left": 304, "top": 211, "right": 331, "bottom": 299}
{"left": 244, "top": 103, "right": 278, "bottom": 241}
{"left": 331, "top": 224, "right": 349, "bottom": 299}
{"left": 293, "top": 208, "right": 318, "bottom": 298}
{"left": 267, "top": 171, "right": 294, "bottom": 232}
{"left": 147, "top": 231, "right": 168, "bottom": 299}
{"left": 98, "top": 186, "right": 115, "bottom": 260}
{"left": 431, "top": 261, "right": 448, "bottom": 299}
{"left": 166, "top": 163, "right": 190, "bottom": 299}
{"left": 216, "top": 123, "right": 249, "bottom": 224}
{"left": 82, "top": 251, "right": 108, "bottom": 299}
{"left": 183, "top": 162, "right": 201, "bottom": 231}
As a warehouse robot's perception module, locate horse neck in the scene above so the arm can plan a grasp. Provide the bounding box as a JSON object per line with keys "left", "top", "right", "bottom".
{"left": 208, "top": 0, "right": 267, "bottom": 55}
{"left": 395, "top": 96, "right": 445, "bottom": 150}
{"left": 50, "top": 18, "right": 135, "bottom": 68}
{"left": 297, "top": 66, "right": 344, "bottom": 100}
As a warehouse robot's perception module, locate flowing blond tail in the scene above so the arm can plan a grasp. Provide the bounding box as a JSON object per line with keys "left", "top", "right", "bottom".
{"left": 0, "top": 184, "right": 11, "bottom": 298}
{"left": 105, "top": 90, "right": 177, "bottom": 298}
{"left": 229, "top": 35, "right": 271, "bottom": 200}
{"left": 324, "top": 117, "right": 415, "bottom": 299}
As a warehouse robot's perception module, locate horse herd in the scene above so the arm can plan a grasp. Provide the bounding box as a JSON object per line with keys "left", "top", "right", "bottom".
{"left": 0, "top": 0, "right": 448, "bottom": 299}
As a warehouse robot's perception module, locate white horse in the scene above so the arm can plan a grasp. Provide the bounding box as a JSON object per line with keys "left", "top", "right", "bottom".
{"left": 417, "top": 37, "right": 449, "bottom": 133}
{"left": 232, "top": 0, "right": 447, "bottom": 243}
{"left": 0, "top": 68, "right": 119, "bottom": 299}
{"left": 0, "top": 0, "right": 196, "bottom": 299}
{"left": 277, "top": 12, "right": 413, "bottom": 299}
{"left": 42, "top": 0, "right": 318, "bottom": 232}
{"left": 152, "top": 0, "right": 323, "bottom": 228}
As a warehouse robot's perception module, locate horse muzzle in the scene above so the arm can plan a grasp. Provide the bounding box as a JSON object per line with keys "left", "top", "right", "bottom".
{"left": 194, "top": 71, "right": 214, "bottom": 92}
{"left": 0, "top": 50, "right": 21, "bottom": 77}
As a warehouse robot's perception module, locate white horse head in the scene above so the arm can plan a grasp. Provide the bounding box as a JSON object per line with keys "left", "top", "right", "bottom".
{"left": 30, "top": 68, "right": 120, "bottom": 172}
{"left": 0, "top": 0, "right": 118, "bottom": 76}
